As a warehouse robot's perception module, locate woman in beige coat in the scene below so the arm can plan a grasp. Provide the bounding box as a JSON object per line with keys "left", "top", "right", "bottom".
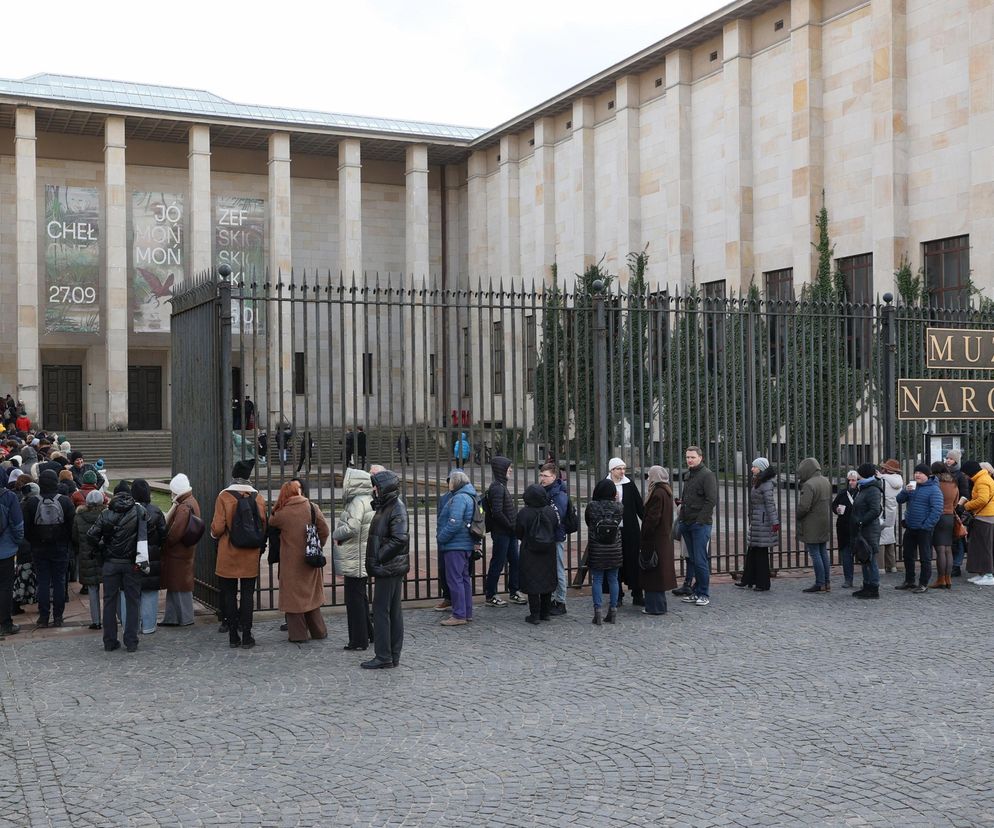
{"left": 332, "top": 468, "right": 375, "bottom": 650}
{"left": 160, "top": 473, "right": 201, "bottom": 627}
{"left": 269, "top": 479, "right": 330, "bottom": 642}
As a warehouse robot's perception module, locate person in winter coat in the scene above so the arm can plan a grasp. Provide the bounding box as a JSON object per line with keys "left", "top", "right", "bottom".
{"left": 677, "top": 446, "right": 718, "bottom": 606}
{"left": 72, "top": 490, "right": 106, "bottom": 629}
{"left": 210, "top": 459, "right": 268, "bottom": 649}
{"left": 356, "top": 426, "right": 367, "bottom": 470}
{"left": 586, "top": 478, "right": 623, "bottom": 625}
{"left": 737, "top": 458, "right": 779, "bottom": 592}
{"left": 87, "top": 481, "right": 145, "bottom": 651}
{"left": 796, "top": 457, "right": 832, "bottom": 593}
{"left": 895, "top": 464, "right": 943, "bottom": 593}
{"left": 944, "top": 449, "right": 970, "bottom": 576}
{"left": 436, "top": 470, "right": 478, "bottom": 626}
{"left": 539, "top": 463, "right": 570, "bottom": 615}
{"left": 606, "top": 457, "right": 645, "bottom": 605}
{"left": 639, "top": 466, "right": 677, "bottom": 614}
{"left": 0, "top": 483, "right": 24, "bottom": 636}
{"left": 333, "top": 468, "right": 375, "bottom": 650}
{"left": 269, "top": 479, "right": 330, "bottom": 643}
{"left": 930, "top": 462, "right": 958, "bottom": 590}
{"left": 12, "top": 479, "right": 37, "bottom": 612}
{"left": 515, "top": 483, "right": 559, "bottom": 624}
{"left": 851, "top": 463, "right": 884, "bottom": 599}
{"left": 126, "top": 480, "right": 167, "bottom": 634}
{"left": 160, "top": 473, "right": 201, "bottom": 627}
{"left": 362, "top": 469, "right": 409, "bottom": 669}
{"left": 877, "top": 459, "right": 904, "bottom": 573}
{"left": 959, "top": 460, "right": 994, "bottom": 585}
{"left": 23, "top": 469, "right": 75, "bottom": 627}
{"left": 453, "top": 432, "right": 470, "bottom": 470}
{"left": 832, "top": 471, "right": 860, "bottom": 588}
{"left": 71, "top": 470, "right": 107, "bottom": 508}
{"left": 484, "top": 456, "right": 524, "bottom": 607}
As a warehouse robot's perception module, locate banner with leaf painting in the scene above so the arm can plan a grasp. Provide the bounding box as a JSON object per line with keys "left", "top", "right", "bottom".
{"left": 131, "top": 192, "right": 183, "bottom": 333}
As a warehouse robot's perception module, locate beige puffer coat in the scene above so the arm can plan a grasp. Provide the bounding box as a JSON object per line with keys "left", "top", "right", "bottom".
{"left": 332, "top": 468, "right": 375, "bottom": 579}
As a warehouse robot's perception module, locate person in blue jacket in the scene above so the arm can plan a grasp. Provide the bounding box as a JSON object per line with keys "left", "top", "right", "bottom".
{"left": 895, "top": 463, "right": 944, "bottom": 594}
{"left": 453, "top": 433, "right": 470, "bottom": 470}
{"left": 0, "top": 483, "right": 25, "bottom": 636}
{"left": 436, "top": 470, "right": 477, "bottom": 625}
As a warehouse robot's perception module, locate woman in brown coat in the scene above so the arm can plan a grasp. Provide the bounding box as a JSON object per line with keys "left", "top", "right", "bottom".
{"left": 639, "top": 465, "right": 677, "bottom": 615}
{"left": 160, "top": 472, "right": 201, "bottom": 627}
{"left": 269, "top": 479, "right": 330, "bottom": 643}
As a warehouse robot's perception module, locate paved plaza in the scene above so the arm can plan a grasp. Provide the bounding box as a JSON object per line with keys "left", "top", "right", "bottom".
{"left": 2, "top": 574, "right": 993, "bottom": 827}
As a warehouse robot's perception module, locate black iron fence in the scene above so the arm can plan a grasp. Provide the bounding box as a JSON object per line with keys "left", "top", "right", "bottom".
{"left": 171, "top": 269, "right": 994, "bottom": 611}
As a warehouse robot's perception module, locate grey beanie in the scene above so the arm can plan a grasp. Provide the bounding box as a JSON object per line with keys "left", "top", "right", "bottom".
{"left": 752, "top": 457, "right": 770, "bottom": 472}
{"left": 946, "top": 449, "right": 962, "bottom": 463}
{"left": 85, "top": 490, "right": 104, "bottom": 506}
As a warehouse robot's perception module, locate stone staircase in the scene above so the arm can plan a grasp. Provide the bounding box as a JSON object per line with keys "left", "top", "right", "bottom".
{"left": 62, "top": 430, "right": 172, "bottom": 470}
{"left": 260, "top": 427, "right": 449, "bottom": 468}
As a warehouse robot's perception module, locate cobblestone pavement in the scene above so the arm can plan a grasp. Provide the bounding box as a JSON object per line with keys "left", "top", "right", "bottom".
{"left": 2, "top": 574, "right": 994, "bottom": 827}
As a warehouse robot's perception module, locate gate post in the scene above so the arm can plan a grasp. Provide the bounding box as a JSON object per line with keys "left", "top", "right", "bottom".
{"left": 880, "top": 292, "right": 897, "bottom": 460}
{"left": 592, "top": 278, "right": 609, "bottom": 475}
{"left": 218, "top": 265, "right": 233, "bottom": 479}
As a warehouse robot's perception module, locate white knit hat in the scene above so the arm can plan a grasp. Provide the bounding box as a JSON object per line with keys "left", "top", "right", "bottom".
{"left": 751, "top": 457, "right": 770, "bottom": 471}
{"left": 169, "top": 473, "right": 192, "bottom": 497}
{"left": 608, "top": 457, "right": 626, "bottom": 472}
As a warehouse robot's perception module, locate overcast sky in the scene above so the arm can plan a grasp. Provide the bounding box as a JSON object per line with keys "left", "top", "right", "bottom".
{"left": 1, "top": 0, "right": 728, "bottom": 128}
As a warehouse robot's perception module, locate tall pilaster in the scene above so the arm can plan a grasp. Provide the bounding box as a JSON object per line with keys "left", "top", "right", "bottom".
{"left": 723, "top": 19, "right": 754, "bottom": 289}
{"left": 790, "top": 0, "right": 824, "bottom": 287}
{"left": 573, "top": 97, "right": 596, "bottom": 275}
{"left": 104, "top": 116, "right": 128, "bottom": 427}
{"left": 405, "top": 144, "right": 430, "bottom": 278}
{"left": 498, "top": 135, "right": 521, "bottom": 278}
{"left": 337, "top": 139, "right": 364, "bottom": 425}
{"left": 405, "top": 143, "right": 430, "bottom": 421}
{"left": 268, "top": 132, "right": 293, "bottom": 424}
{"left": 967, "top": 0, "right": 991, "bottom": 292}
{"left": 615, "top": 76, "right": 641, "bottom": 281}
{"left": 187, "top": 125, "right": 212, "bottom": 279}
{"left": 664, "top": 50, "right": 694, "bottom": 287}
{"left": 533, "top": 117, "right": 556, "bottom": 283}
{"left": 15, "top": 107, "right": 39, "bottom": 418}
{"left": 467, "top": 150, "right": 488, "bottom": 279}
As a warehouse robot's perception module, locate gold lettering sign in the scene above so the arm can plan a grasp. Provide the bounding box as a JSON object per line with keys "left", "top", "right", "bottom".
{"left": 897, "top": 379, "right": 994, "bottom": 420}
{"left": 925, "top": 328, "right": 994, "bottom": 369}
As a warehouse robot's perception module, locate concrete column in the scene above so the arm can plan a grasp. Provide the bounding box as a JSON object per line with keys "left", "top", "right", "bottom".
{"left": 723, "top": 20, "right": 754, "bottom": 290}
{"left": 405, "top": 143, "right": 430, "bottom": 421}
{"left": 665, "top": 50, "right": 694, "bottom": 287}
{"left": 405, "top": 144, "right": 430, "bottom": 278}
{"left": 337, "top": 139, "right": 363, "bottom": 426}
{"left": 573, "top": 97, "right": 596, "bottom": 275}
{"left": 15, "top": 107, "right": 39, "bottom": 419}
{"left": 615, "top": 76, "right": 642, "bottom": 283}
{"left": 188, "top": 125, "right": 212, "bottom": 280}
{"left": 104, "top": 116, "right": 129, "bottom": 427}
{"left": 268, "top": 132, "right": 293, "bottom": 425}
{"left": 533, "top": 117, "right": 556, "bottom": 283}
{"left": 467, "top": 150, "right": 488, "bottom": 279}
{"left": 968, "top": 1, "right": 992, "bottom": 293}
{"left": 498, "top": 135, "right": 521, "bottom": 278}
{"left": 790, "top": 0, "right": 824, "bottom": 288}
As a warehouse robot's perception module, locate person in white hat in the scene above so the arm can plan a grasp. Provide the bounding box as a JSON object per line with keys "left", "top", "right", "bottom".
{"left": 606, "top": 457, "right": 644, "bottom": 606}
{"left": 159, "top": 473, "right": 202, "bottom": 627}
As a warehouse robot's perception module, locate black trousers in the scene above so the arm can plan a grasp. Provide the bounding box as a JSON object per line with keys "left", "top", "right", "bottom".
{"left": 527, "top": 593, "right": 551, "bottom": 619}
{"left": 0, "top": 556, "right": 14, "bottom": 626}
{"left": 218, "top": 576, "right": 257, "bottom": 638}
{"left": 902, "top": 527, "right": 933, "bottom": 586}
{"left": 741, "top": 546, "right": 771, "bottom": 589}
{"left": 344, "top": 576, "right": 370, "bottom": 648}
{"left": 372, "top": 575, "right": 403, "bottom": 664}
{"left": 103, "top": 561, "right": 141, "bottom": 649}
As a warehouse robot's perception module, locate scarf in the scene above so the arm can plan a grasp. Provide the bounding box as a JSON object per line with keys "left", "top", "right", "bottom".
{"left": 646, "top": 465, "right": 668, "bottom": 496}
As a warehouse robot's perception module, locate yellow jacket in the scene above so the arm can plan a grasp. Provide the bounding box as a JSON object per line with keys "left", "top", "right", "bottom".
{"left": 965, "top": 470, "right": 994, "bottom": 516}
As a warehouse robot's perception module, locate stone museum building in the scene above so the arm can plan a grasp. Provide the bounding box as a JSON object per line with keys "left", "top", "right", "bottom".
{"left": 0, "top": 0, "right": 989, "bottom": 432}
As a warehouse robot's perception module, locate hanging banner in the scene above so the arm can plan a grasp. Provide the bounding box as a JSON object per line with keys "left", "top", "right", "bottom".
{"left": 131, "top": 192, "right": 184, "bottom": 333}
{"left": 43, "top": 185, "right": 100, "bottom": 334}
{"left": 214, "top": 196, "right": 265, "bottom": 334}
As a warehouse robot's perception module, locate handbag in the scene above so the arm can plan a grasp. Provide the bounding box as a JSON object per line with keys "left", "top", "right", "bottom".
{"left": 266, "top": 526, "right": 281, "bottom": 565}
{"left": 180, "top": 507, "right": 206, "bottom": 547}
{"left": 853, "top": 533, "right": 873, "bottom": 565}
{"left": 953, "top": 514, "right": 968, "bottom": 539}
{"left": 304, "top": 504, "right": 326, "bottom": 568}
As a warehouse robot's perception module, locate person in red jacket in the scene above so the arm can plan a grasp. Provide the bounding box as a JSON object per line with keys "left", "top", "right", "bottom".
{"left": 15, "top": 413, "right": 30, "bottom": 433}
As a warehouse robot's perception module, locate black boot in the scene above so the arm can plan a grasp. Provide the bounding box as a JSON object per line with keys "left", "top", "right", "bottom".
{"left": 605, "top": 608, "right": 616, "bottom": 624}
{"left": 592, "top": 610, "right": 602, "bottom": 626}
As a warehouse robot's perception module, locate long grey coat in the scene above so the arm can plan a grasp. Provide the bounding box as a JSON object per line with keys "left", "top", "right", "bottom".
{"left": 796, "top": 457, "right": 832, "bottom": 544}
{"left": 747, "top": 466, "right": 780, "bottom": 548}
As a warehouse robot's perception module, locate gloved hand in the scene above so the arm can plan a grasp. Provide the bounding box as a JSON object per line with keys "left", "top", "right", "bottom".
{"left": 772, "top": 523, "right": 780, "bottom": 533}
{"left": 955, "top": 504, "right": 967, "bottom": 517}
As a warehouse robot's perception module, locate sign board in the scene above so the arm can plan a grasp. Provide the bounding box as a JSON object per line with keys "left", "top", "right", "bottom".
{"left": 898, "top": 379, "right": 994, "bottom": 420}
{"left": 926, "top": 328, "right": 994, "bottom": 370}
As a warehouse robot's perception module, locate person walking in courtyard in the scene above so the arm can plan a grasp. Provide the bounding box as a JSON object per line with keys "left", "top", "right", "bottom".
{"left": 958, "top": 460, "right": 994, "bottom": 585}
{"left": 160, "top": 473, "right": 201, "bottom": 627}
{"left": 332, "top": 468, "right": 375, "bottom": 651}
{"left": 796, "top": 457, "right": 832, "bottom": 593}
{"left": 129, "top": 479, "right": 167, "bottom": 634}
{"left": 210, "top": 460, "right": 267, "bottom": 649}
{"left": 363, "top": 469, "right": 409, "bottom": 668}
{"left": 356, "top": 426, "right": 367, "bottom": 470}
{"left": 930, "top": 461, "right": 958, "bottom": 590}
{"left": 23, "top": 469, "right": 75, "bottom": 628}
{"left": 737, "top": 458, "right": 778, "bottom": 592}
{"left": 453, "top": 432, "right": 470, "bottom": 470}
{"left": 344, "top": 429, "right": 355, "bottom": 468}
{"left": 270, "top": 479, "right": 330, "bottom": 643}
{"left": 832, "top": 471, "right": 860, "bottom": 588}
{"left": 852, "top": 463, "right": 884, "bottom": 600}
{"left": 539, "top": 462, "right": 571, "bottom": 616}
{"left": 606, "top": 458, "right": 644, "bottom": 605}
{"left": 678, "top": 446, "right": 717, "bottom": 607}
{"left": 895, "top": 464, "right": 943, "bottom": 594}
{"left": 878, "top": 458, "right": 904, "bottom": 574}
{"left": 436, "top": 470, "right": 477, "bottom": 626}
{"left": 72, "top": 489, "right": 105, "bottom": 629}
{"left": 639, "top": 466, "right": 677, "bottom": 614}
{"left": 484, "top": 456, "right": 525, "bottom": 607}
{"left": 586, "top": 478, "right": 623, "bottom": 625}
{"left": 515, "top": 483, "right": 559, "bottom": 624}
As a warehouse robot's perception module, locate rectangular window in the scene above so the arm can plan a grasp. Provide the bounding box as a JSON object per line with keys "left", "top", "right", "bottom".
{"left": 293, "top": 351, "right": 305, "bottom": 395}
{"left": 525, "top": 315, "right": 537, "bottom": 393}
{"left": 924, "top": 235, "right": 970, "bottom": 310}
{"left": 429, "top": 353, "right": 436, "bottom": 397}
{"left": 462, "top": 327, "right": 472, "bottom": 398}
{"left": 837, "top": 253, "right": 873, "bottom": 369}
{"left": 764, "top": 268, "right": 794, "bottom": 374}
{"left": 362, "top": 352, "right": 373, "bottom": 396}
{"left": 702, "top": 280, "right": 726, "bottom": 371}
{"left": 492, "top": 321, "right": 505, "bottom": 395}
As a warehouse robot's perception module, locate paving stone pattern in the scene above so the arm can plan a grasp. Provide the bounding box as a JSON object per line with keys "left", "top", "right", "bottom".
{"left": 2, "top": 575, "right": 994, "bottom": 827}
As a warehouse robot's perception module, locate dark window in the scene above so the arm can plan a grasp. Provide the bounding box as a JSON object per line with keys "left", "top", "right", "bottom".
{"left": 924, "top": 235, "right": 970, "bottom": 309}
{"left": 293, "top": 352, "right": 305, "bottom": 395}
{"left": 525, "top": 316, "right": 537, "bottom": 393}
{"left": 764, "top": 268, "right": 794, "bottom": 374}
{"left": 362, "top": 353, "right": 373, "bottom": 396}
{"left": 702, "top": 280, "right": 726, "bottom": 371}
{"left": 429, "top": 353, "right": 436, "bottom": 397}
{"left": 462, "top": 327, "right": 472, "bottom": 398}
{"left": 492, "top": 321, "right": 505, "bottom": 395}
{"left": 837, "top": 253, "right": 873, "bottom": 369}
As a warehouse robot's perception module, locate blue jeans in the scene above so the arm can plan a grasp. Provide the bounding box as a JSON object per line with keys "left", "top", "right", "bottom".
{"left": 554, "top": 541, "right": 566, "bottom": 604}
{"left": 807, "top": 542, "right": 830, "bottom": 586}
{"left": 120, "top": 590, "right": 160, "bottom": 634}
{"left": 34, "top": 546, "right": 69, "bottom": 622}
{"left": 953, "top": 537, "right": 966, "bottom": 568}
{"left": 683, "top": 523, "right": 712, "bottom": 598}
{"left": 591, "top": 568, "right": 619, "bottom": 610}
{"left": 485, "top": 533, "right": 519, "bottom": 598}
{"left": 861, "top": 551, "right": 880, "bottom": 587}
{"left": 840, "top": 542, "right": 854, "bottom": 585}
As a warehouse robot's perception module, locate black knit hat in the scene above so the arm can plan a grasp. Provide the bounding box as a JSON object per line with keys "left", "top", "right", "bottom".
{"left": 856, "top": 463, "right": 877, "bottom": 479}
{"left": 232, "top": 459, "right": 255, "bottom": 480}
{"left": 914, "top": 463, "right": 932, "bottom": 476}
{"left": 962, "top": 460, "right": 982, "bottom": 477}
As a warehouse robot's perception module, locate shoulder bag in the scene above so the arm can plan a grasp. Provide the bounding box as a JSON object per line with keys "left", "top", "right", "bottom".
{"left": 304, "top": 503, "right": 326, "bottom": 568}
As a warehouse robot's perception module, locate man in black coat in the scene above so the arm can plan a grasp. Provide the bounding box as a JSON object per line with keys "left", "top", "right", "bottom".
{"left": 22, "top": 469, "right": 75, "bottom": 627}
{"left": 356, "top": 426, "right": 367, "bottom": 470}
{"left": 677, "top": 446, "right": 718, "bottom": 607}
{"left": 484, "top": 456, "right": 525, "bottom": 606}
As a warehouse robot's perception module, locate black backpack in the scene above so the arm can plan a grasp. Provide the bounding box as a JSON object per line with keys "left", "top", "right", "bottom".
{"left": 594, "top": 514, "right": 620, "bottom": 544}
{"left": 227, "top": 491, "right": 264, "bottom": 549}
{"left": 527, "top": 508, "right": 558, "bottom": 554}
{"left": 461, "top": 491, "right": 486, "bottom": 543}
{"left": 562, "top": 497, "right": 579, "bottom": 534}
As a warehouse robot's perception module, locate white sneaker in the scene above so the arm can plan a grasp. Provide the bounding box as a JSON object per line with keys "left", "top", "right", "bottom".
{"left": 485, "top": 596, "right": 508, "bottom": 607}
{"left": 694, "top": 596, "right": 711, "bottom": 607}
{"left": 680, "top": 594, "right": 698, "bottom": 603}
{"left": 508, "top": 592, "right": 528, "bottom": 605}
{"left": 975, "top": 574, "right": 994, "bottom": 586}
{"left": 969, "top": 576, "right": 985, "bottom": 584}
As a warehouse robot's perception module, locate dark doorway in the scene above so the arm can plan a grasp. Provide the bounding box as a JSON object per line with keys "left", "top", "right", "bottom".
{"left": 42, "top": 365, "right": 83, "bottom": 431}
{"left": 128, "top": 366, "right": 162, "bottom": 430}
